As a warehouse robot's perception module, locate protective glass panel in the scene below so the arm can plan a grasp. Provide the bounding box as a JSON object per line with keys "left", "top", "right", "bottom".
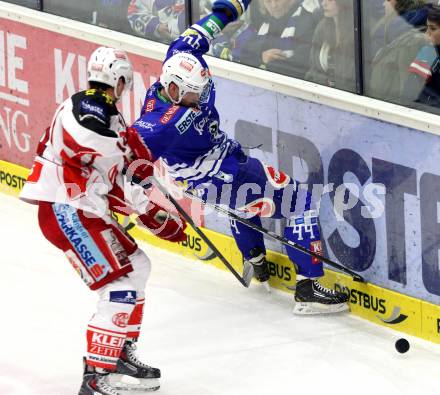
{"left": 363, "top": 0, "right": 440, "bottom": 115}
{"left": 191, "top": 0, "right": 357, "bottom": 93}
{"left": 3, "top": 0, "right": 41, "bottom": 9}
{"left": 43, "top": 0, "right": 133, "bottom": 35}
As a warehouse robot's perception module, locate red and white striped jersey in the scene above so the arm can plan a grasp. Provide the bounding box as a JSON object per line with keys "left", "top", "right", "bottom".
{"left": 20, "top": 89, "right": 148, "bottom": 217}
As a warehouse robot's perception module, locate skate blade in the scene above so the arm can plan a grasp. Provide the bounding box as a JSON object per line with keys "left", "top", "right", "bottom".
{"left": 293, "top": 301, "right": 349, "bottom": 315}
{"left": 106, "top": 374, "right": 160, "bottom": 392}
{"left": 119, "top": 389, "right": 160, "bottom": 395}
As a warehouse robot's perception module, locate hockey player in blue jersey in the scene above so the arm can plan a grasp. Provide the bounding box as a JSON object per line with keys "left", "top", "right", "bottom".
{"left": 131, "top": 0, "right": 349, "bottom": 314}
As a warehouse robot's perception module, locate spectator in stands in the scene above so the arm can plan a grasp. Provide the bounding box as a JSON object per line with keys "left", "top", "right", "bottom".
{"left": 239, "top": 0, "right": 321, "bottom": 78}
{"left": 363, "top": 0, "right": 386, "bottom": 33}
{"left": 127, "top": 0, "right": 186, "bottom": 43}
{"left": 370, "top": 0, "right": 429, "bottom": 56}
{"left": 305, "top": 0, "right": 355, "bottom": 92}
{"left": 128, "top": 0, "right": 254, "bottom": 59}
{"left": 402, "top": 5, "right": 440, "bottom": 112}
{"left": 368, "top": 0, "right": 431, "bottom": 103}
{"left": 211, "top": 7, "right": 258, "bottom": 61}
{"left": 127, "top": 0, "right": 220, "bottom": 42}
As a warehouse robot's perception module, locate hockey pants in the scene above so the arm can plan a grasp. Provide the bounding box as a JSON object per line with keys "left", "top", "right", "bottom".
{"left": 38, "top": 202, "right": 150, "bottom": 369}
{"left": 201, "top": 157, "right": 324, "bottom": 278}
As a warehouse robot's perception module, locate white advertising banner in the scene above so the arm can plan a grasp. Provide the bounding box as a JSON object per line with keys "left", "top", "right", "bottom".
{"left": 211, "top": 76, "right": 440, "bottom": 305}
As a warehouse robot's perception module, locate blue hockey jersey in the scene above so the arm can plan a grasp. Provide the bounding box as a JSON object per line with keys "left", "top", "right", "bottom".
{"left": 132, "top": 14, "right": 243, "bottom": 187}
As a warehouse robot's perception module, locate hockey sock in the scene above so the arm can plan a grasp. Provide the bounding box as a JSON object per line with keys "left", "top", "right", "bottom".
{"left": 86, "top": 325, "right": 127, "bottom": 370}
{"left": 284, "top": 210, "right": 324, "bottom": 278}
{"left": 230, "top": 216, "right": 266, "bottom": 260}
{"left": 126, "top": 298, "right": 145, "bottom": 341}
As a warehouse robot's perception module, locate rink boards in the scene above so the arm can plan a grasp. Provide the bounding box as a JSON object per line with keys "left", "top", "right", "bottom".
{"left": 2, "top": 158, "right": 440, "bottom": 345}
{"left": 1, "top": 3, "right": 440, "bottom": 346}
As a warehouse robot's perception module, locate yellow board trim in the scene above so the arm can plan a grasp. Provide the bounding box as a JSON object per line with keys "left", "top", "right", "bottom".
{"left": 0, "top": 160, "right": 29, "bottom": 196}
{"left": 2, "top": 159, "right": 440, "bottom": 344}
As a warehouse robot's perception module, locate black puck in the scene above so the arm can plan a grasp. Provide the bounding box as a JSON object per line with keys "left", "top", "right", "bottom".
{"left": 395, "top": 338, "right": 410, "bottom": 353}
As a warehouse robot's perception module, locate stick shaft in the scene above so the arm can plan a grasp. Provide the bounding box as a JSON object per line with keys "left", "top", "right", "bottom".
{"left": 185, "top": 191, "right": 365, "bottom": 282}
{"left": 152, "top": 178, "right": 251, "bottom": 287}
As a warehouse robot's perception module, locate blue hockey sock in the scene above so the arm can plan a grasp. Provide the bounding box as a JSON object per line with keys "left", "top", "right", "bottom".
{"left": 284, "top": 210, "right": 324, "bottom": 278}
{"left": 230, "top": 216, "right": 265, "bottom": 260}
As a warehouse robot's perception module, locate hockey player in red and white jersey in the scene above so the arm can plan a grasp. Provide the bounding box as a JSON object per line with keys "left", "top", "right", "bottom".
{"left": 20, "top": 47, "right": 187, "bottom": 395}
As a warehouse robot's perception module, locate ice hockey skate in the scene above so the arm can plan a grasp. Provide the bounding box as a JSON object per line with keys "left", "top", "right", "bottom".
{"left": 107, "top": 341, "right": 160, "bottom": 393}
{"left": 79, "top": 361, "right": 121, "bottom": 395}
{"left": 242, "top": 247, "right": 271, "bottom": 291}
{"left": 293, "top": 278, "right": 349, "bottom": 315}
{"left": 243, "top": 247, "right": 269, "bottom": 282}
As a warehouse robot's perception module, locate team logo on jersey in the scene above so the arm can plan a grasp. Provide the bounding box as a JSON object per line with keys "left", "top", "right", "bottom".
{"left": 208, "top": 120, "right": 221, "bottom": 142}
{"left": 160, "top": 105, "right": 180, "bottom": 124}
{"left": 112, "top": 312, "right": 130, "bottom": 328}
{"left": 144, "top": 98, "right": 156, "bottom": 113}
{"left": 263, "top": 164, "right": 291, "bottom": 189}
{"left": 194, "top": 116, "right": 209, "bottom": 135}
{"left": 237, "top": 198, "right": 276, "bottom": 218}
{"left": 175, "top": 108, "right": 201, "bottom": 134}
{"left": 193, "top": 115, "right": 219, "bottom": 138}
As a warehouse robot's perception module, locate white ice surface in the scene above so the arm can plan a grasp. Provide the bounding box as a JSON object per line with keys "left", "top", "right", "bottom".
{"left": 0, "top": 193, "right": 439, "bottom": 395}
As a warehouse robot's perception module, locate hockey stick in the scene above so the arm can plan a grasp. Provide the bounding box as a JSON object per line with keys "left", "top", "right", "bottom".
{"left": 149, "top": 177, "right": 254, "bottom": 288}
{"left": 184, "top": 191, "right": 366, "bottom": 283}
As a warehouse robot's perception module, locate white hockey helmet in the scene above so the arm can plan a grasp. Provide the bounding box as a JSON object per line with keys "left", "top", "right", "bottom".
{"left": 87, "top": 47, "right": 133, "bottom": 99}
{"left": 160, "top": 52, "right": 210, "bottom": 104}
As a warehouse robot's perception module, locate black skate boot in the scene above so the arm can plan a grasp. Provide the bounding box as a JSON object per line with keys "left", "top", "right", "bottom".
{"left": 244, "top": 247, "right": 270, "bottom": 283}
{"left": 293, "top": 278, "right": 349, "bottom": 315}
{"left": 108, "top": 341, "right": 160, "bottom": 392}
{"left": 79, "top": 360, "right": 120, "bottom": 395}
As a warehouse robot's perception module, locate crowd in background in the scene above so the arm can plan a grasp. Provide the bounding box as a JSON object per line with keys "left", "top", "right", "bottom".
{"left": 8, "top": 0, "right": 440, "bottom": 114}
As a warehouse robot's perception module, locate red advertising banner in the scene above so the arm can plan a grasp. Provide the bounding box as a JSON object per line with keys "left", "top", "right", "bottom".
{"left": 0, "top": 18, "right": 162, "bottom": 168}
{"left": 0, "top": 18, "right": 203, "bottom": 224}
